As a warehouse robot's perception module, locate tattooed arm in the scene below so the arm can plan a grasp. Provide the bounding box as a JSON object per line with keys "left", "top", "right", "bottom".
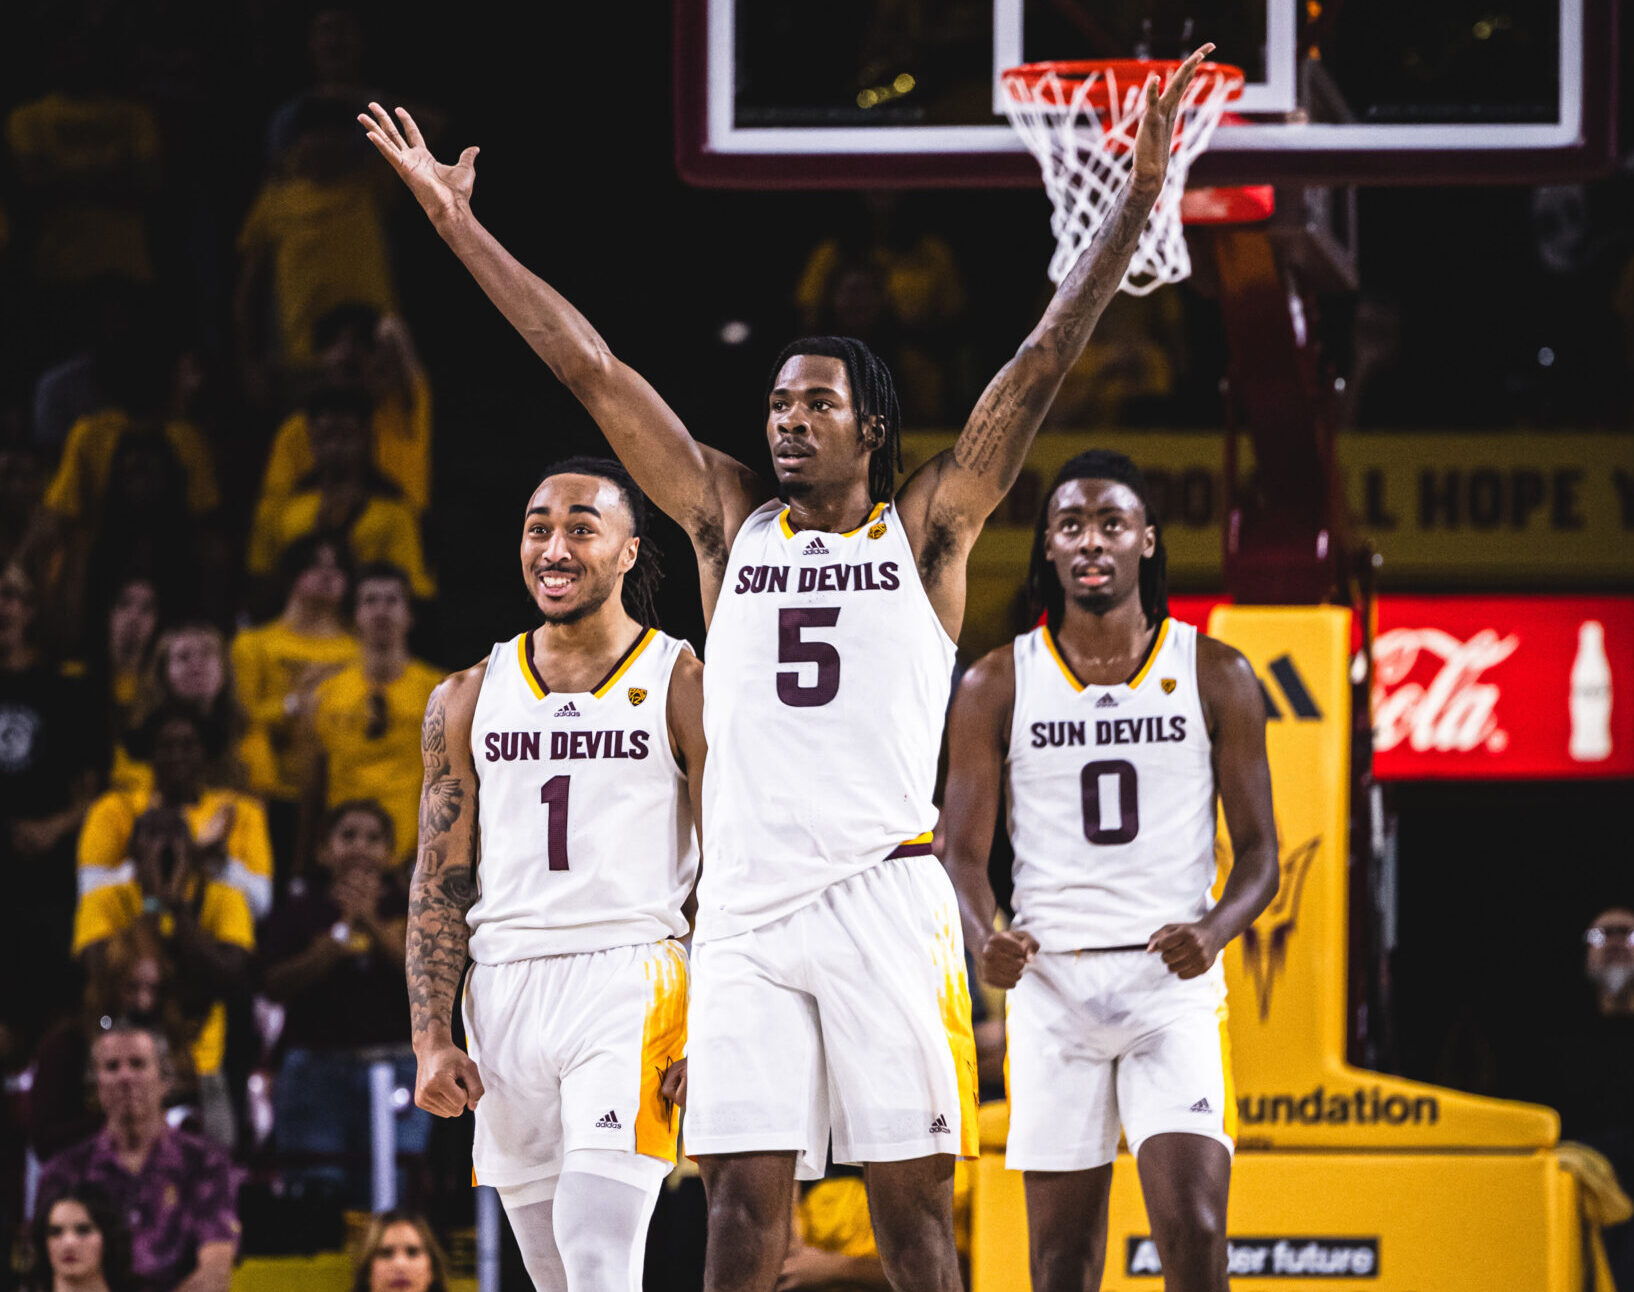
{"left": 407, "top": 663, "right": 486, "bottom": 1117}
{"left": 896, "top": 44, "right": 1214, "bottom": 637}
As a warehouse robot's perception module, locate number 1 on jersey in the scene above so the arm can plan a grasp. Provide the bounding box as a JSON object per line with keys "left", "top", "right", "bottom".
{"left": 540, "top": 774, "right": 570, "bottom": 870}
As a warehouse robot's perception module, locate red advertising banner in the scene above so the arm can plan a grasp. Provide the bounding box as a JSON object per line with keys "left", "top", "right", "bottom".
{"left": 1166, "top": 595, "right": 1633, "bottom": 780}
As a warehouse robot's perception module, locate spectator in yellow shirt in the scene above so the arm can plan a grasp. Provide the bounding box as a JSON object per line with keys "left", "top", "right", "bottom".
{"left": 79, "top": 703, "right": 274, "bottom": 922}
{"left": 232, "top": 534, "right": 359, "bottom": 809}
{"left": 303, "top": 563, "right": 441, "bottom": 869}
{"left": 258, "top": 307, "right": 433, "bottom": 515}
{"left": 114, "top": 623, "right": 241, "bottom": 798}
{"left": 246, "top": 387, "right": 432, "bottom": 600}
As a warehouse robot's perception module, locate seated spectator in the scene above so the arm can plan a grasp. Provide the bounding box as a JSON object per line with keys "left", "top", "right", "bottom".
{"left": 36, "top": 1024, "right": 239, "bottom": 1292}
{"left": 350, "top": 1211, "right": 449, "bottom": 1292}
{"left": 23, "top": 1184, "right": 134, "bottom": 1292}
{"left": 235, "top": 96, "right": 397, "bottom": 394}
{"left": 115, "top": 624, "right": 240, "bottom": 800}
{"left": 80, "top": 703, "right": 273, "bottom": 920}
{"left": 31, "top": 925, "right": 198, "bottom": 1162}
{"left": 303, "top": 564, "right": 440, "bottom": 868}
{"left": 232, "top": 535, "right": 359, "bottom": 813}
{"left": 0, "top": 562, "right": 100, "bottom": 1049}
{"left": 259, "top": 308, "right": 433, "bottom": 516}
{"left": 31, "top": 276, "right": 153, "bottom": 451}
{"left": 260, "top": 800, "right": 422, "bottom": 1205}
{"left": 247, "top": 388, "right": 432, "bottom": 599}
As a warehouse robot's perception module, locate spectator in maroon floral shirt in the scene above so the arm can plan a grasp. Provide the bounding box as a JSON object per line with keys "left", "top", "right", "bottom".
{"left": 36, "top": 1024, "right": 239, "bottom": 1292}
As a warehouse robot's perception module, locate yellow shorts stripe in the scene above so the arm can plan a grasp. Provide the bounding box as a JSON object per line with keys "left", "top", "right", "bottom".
{"left": 634, "top": 941, "right": 689, "bottom": 1162}
{"left": 936, "top": 930, "right": 981, "bottom": 1159}
{"left": 1217, "top": 996, "right": 1238, "bottom": 1145}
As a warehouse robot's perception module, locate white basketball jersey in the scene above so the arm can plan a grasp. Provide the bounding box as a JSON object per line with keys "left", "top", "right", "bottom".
{"left": 697, "top": 500, "right": 956, "bottom": 940}
{"left": 1006, "top": 619, "right": 1216, "bottom": 950}
{"left": 466, "top": 627, "right": 698, "bottom": 963}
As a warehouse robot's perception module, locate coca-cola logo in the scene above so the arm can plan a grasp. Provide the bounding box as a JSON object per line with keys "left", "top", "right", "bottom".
{"left": 1373, "top": 628, "right": 1520, "bottom": 755}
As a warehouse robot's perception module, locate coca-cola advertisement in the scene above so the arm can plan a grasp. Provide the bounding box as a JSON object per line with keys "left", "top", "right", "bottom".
{"left": 1372, "top": 596, "right": 1632, "bottom": 780}
{"left": 1167, "top": 594, "right": 1633, "bottom": 780}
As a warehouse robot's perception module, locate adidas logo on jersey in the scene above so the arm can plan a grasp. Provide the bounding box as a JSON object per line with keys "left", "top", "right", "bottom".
{"left": 555, "top": 701, "right": 581, "bottom": 718}
{"left": 1189, "top": 1098, "right": 1212, "bottom": 1114}
{"left": 928, "top": 1114, "right": 951, "bottom": 1135}
{"left": 595, "top": 1109, "right": 622, "bottom": 1129}
{"left": 802, "top": 536, "right": 829, "bottom": 556}
{"left": 1095, "top": 693, "right": 1119, "bottom": 708}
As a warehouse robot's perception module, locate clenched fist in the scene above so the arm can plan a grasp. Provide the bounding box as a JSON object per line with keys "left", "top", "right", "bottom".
{"left": 978, "top": 928, "right": 1040, "bottom": 989}
{"left": 415, "top": 1040, "right": 485, "bottom": 1117}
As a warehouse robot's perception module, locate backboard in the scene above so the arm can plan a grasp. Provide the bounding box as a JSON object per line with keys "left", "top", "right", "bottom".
{"left": 674, "top": 0, "right": 1618, "bottom": 188}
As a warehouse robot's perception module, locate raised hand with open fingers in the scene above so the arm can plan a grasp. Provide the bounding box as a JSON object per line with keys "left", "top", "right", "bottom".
{"left": 358, "top": 102, "right": 479, "bottom": 224}
{"left": 1131, "top": 43, "right": 1216, "bottom": 188}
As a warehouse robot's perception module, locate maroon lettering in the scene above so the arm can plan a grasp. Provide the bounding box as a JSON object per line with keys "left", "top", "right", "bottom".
{"left": 539, "top": 775, "right": 571, "bottom": 870}
{"left": 629, "top": 730, "right": 650, "bottom": 759}
{"left": 484, "top": 732, "right": 502, "bottom": 761}
{"left": 778, "top": 607, "right": 842, "bottom": 707}
{"left": 879, "top": 561, "right": 900, "bottom": 590}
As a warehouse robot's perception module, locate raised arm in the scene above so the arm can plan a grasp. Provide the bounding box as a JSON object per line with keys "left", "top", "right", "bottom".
{"left": 406, "top": 665, "right": 486, "bottom": 1116}
{"left": 942, "top": 646, "right": 1036, "bottom": 990}
{"left": 897, "top": 46, "right": 1214, "bottom": 619}
{"left": 360, "top": 105, "right": 769, "bottom": 601}
{"left": 1148, "top": 635, "right": 1280, "bottom": 977}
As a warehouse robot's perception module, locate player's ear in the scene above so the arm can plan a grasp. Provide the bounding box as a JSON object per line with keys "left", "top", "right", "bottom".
{"left": 1142, "top": 524, "right": 1156, "bottom": 559}
{"left": 621, "top": 535, "right": 640, "bottom": 575}
{"left": 860, "top": 414, "right": 885, "bottom": 452}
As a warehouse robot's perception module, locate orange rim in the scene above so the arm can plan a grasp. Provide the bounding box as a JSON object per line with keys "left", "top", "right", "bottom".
{"left": 1001, "top": 58, "right": 1245, "bottom": 110}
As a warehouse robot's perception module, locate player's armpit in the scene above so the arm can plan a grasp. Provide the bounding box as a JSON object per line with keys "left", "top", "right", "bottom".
{"left": 406, "top": 665, "right": 484, "bottom": 1049}
{"left": 941, "top": 645, "right": 1016, "bottom": 978}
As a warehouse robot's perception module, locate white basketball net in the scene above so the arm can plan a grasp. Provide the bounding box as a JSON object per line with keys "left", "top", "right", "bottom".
{"left": 1001, "top": 64, "right": 1242, "bottom": 294}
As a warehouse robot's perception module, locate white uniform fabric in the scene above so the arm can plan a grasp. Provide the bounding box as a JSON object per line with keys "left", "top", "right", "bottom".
{"left": 1005, "top": 950, "right": 1234, "bottom": 1170}
{"left": 697, "top": 500, "right": 956, "bottom": 941}
{"left": 684, "top": 855, "right": 979, "bottom": 1179}
{"left": 467, "top": 627, "right": 697, "bottom": 964}
{"left": 1006, "top": 618, "right": 1215, "bottom": 951}
{"left": 464, "top": 940, "right": 689, "bottom": 1187}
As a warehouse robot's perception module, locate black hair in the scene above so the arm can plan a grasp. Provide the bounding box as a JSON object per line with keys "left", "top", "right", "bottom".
{"left": 765, "top": 336, "right": 902, "bottom": 503}
{"left": 353, "top": 561, "right": 412, "bottom": 598}
{"left": 278, "top": 529, "right": 354, "bottom": 602}
{"left": 322, "top": 797, "right": 395, "bottom": 851}
{"left": 311, "top": 302, "right": 381, "bottom": 354}
{"left": 28, "top": 1184, "right": 135, "bottom": 1292}
{"left": 1026, "top": 450, "right": 1169, "bottom": 631}
{"left": 127, "top": 698, "right": 224, "bottom": 764}
{"left": 303, "top": 383, "right": 375, "bottom": 424}
{"left": 533, "top": 456, "right": 663, "bottom": 627}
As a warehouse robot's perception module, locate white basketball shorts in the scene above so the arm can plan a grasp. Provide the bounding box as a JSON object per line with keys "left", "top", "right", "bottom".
{"left": 1005, "top": 948, "right": 1236, "bottom": 1172}
{"left": 684, "top": 855, "right": 979, "bottom": 1180}
{"left": 462, "top": 939, "right": 688, "bottom": 1188}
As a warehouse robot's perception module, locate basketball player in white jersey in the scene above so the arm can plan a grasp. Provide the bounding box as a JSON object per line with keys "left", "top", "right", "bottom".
{"left": 406, "top": 457, "right": 705, "bottom": 1292}
{"left": 943, "top": 450, "right": 1280, "bottom": 1292}
{"left": 365, "top": 49, "right": 1212, "bottom": 1292}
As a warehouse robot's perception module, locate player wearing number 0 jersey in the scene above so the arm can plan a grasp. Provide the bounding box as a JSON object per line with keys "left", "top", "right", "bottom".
{"left": 363, "top": 54, "right": 1212, "bottom": 1292}
{"left": 403, "top": 459, "right": 706, "bottom": 1292}
{"left": 944, "top": 451, "right": 1280, "bottom": 1292}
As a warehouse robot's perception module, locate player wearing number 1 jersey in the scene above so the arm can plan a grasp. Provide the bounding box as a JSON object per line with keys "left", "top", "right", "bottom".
{"left": 943, "top": 452, "right": 1280, "bottom": 1292}
{"left": 364, "top": 50, "right": 1211, "bottom": 1292}
{"left": 405, "top": 459, "right": 705, "bottom": 1292}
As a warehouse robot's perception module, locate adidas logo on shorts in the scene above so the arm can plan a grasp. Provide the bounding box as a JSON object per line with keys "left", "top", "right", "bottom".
{"left": 1095, "top": 693, "right": 1118, "bottom": 708}
{"left": 595, "top": 1109, "right": 622, "bottom": 1129}
{"left": 802, "top": 536, "right": 829, "bottom": 556}
{"left": 928, "top": 1114, "right": 951, "bottom": 1135}
{"left": 1189, "top": 1098, "right": 1212, "bottom": 1114}
{"left": 555, "top": 701, "right": 581, "bottom": 718}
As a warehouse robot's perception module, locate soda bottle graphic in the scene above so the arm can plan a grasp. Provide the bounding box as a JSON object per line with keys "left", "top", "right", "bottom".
{"left": 1569, "top": 620, "right": 1612, "bottom": 762}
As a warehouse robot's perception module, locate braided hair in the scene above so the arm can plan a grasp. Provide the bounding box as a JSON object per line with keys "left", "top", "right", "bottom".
{"left": 1026, "top": 450, "right": 1169, "bottom": 631}
{"left": 533, "top": 456, "right": 664, "bottom": 627}
{"left": 765, "top": 336, "right": 903, "bottom": 503}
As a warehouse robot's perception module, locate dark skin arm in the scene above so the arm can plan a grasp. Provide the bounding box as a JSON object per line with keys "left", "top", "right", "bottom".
{"left": 1147, "top": 635, "right": 1280, "bottom": 977}
{"left": 942, "top": 645, "right": 1040, "bottom": 990}
{"left": 659, "top": 650, "right": 706, "bottom": 1110}
{"left": 894, "top": 46, "right": 1214, "bottom": 638}
{"left": 407, "top": 665, "right": 487, "bottom": 1116}
{"left": 359, "top": 104, "right": 768, "bottom": 615}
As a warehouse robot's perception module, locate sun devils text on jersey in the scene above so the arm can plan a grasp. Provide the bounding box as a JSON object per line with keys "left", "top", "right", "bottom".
{"left": 466, "top": 627, "right": 698, "bottom": 962}
{"left": 1006, "top": 617, "right": 1215, "bottom": 950}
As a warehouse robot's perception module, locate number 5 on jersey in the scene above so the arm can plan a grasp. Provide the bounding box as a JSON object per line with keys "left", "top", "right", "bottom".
{"left": 778, "top": 608, "right": 841, "bottom": 707}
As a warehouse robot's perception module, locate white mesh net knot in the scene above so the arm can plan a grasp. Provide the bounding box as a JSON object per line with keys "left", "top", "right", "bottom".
{"left": 1001, "top": 62, "right": 1242, "bottom": 294}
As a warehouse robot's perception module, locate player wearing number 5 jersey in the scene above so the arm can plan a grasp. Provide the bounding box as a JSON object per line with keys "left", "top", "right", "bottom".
{"left": 406, "top": 459, "right": 705, "bottom": 1292}
{"left": 943, "top": 451, "right": 1280, "bottom": 1292}
{"left": 364, "top": 50, "right": 1212, "bottom": 1292}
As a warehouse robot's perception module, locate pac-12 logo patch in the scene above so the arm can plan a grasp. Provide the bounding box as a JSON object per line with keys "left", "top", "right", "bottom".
{"left": 1162, "top": 677, "right": 1177, "bottom": 694}
{"left": 628, "top": 687, "right": 647, "bottom": 706}
{"left": 867, "top": 521, "right": 887, "bottom": 539}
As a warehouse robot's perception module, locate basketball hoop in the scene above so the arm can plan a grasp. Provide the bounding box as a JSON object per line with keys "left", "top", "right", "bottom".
{"left": 1001, "top": 59, "right": 1246, "bottom": 294}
